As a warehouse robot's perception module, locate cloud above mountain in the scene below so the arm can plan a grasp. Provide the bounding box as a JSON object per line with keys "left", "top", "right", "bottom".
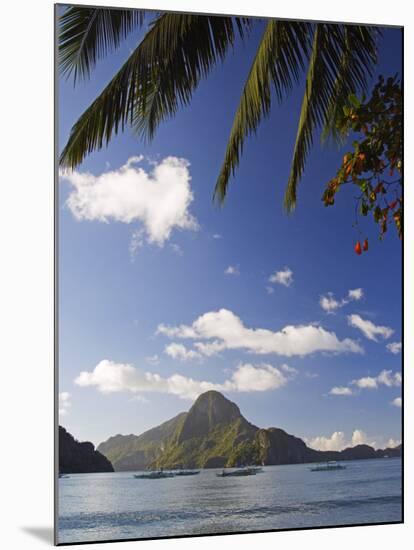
{"left": 74, "top": 359, "right": 292, "bottom": 400}
{"left": 157, "top": 308, "right": 363, "bottom": 358}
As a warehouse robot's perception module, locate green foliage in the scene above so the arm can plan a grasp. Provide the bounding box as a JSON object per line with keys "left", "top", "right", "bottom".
{"left": 59, "top": 13, "right": 251, "bottom": 169}
{"left": 59, "top": 6, "right": 145, "bottom": 83}
{"left": 321, "top": 75, "right": 402, "bottom": 246}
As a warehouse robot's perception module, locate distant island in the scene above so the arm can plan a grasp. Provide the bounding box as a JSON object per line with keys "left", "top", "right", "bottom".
{"left": 95, "top": 391, "right": 401, "bottom": 471}
{"left": 59, "top": 426, "right": 114, "bottom": 474}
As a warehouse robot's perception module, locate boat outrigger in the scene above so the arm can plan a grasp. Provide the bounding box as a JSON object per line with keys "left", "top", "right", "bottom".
{"left": 134, "top": 470, "right": 175, "bottom": 479}
{"left": 309, "top": 461, "right": 346, "bottom": 472}
{"left": 173, "top": 469, "right": 200, "bottom": 476}
{"left": 216, "top": 467, "right": 259, "bottom": 477}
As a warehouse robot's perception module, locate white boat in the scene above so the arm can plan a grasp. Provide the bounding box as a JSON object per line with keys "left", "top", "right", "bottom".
{"left": 310, "top": 461, "right": 346, "bottom": 472}
{"left": 134, "top": 470, "right": 175, "bottom": 479}
{"left": 216, "top": 467, "right": 258, "bottom": 477}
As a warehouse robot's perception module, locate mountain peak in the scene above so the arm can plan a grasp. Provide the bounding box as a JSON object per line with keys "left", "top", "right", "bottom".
{"left": 177, "top": 391, "right": 243, "bottom": 443}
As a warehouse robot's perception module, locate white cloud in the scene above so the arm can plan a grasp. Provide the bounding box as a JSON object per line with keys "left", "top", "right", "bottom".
{"left": 348, "top": 288, "right": 364, "bottom": 301}
{"left": 229, "top": 363, "right": 289, "bottom": 392}
{"left": 320, "top": 288, "right": 364, "bottom": 314}
{"left": 386, "top": 341, "right": 402, "bottom": 354}
{"left": 193, "top": 340, "right": 227, "bottom": 357}
{"left": 164, "top": 343, "right": 202, "bottom": 361}
{"left": 212, "top": 234, "right": 222, "bottom": 239}
{"left": 306, "top": 429, "right": 375, "bottom": 451}
{"left": 225, "top": 265, "right": 239, "bottom": 276}
{"left": 265, "top": 286, "right": 275, "bottom": 295}
{"left": 268, "top": 267, "right": 293, "bottom": 287}
{"left": 59, "top": 392, "right": 71, "bottom": 417}
{"left": 386, "top": 438, "right": 401, "bottom": 448}
{"left": 74, "top": 359, "right": 292, "bottom": 400}
{"left": 353, "top": 376, "right": 378, "bottom": 389}
{"left": 348, "top": 314, "right": 394, "bottom": 341}
{"left": 60, "top": 156, "right": 198, "bottom": 247}
{"left": 391, "top": 397, "right": 402, "bottom": 408}
{"left": 329, "top": 386, "right": 354, "bottom": 396}
{"left": 352, "top": 370, "right": 401, "bottom": 390}
{"left": 306, "top": 431, "right": 347, "bottom": 451}
{"left": 145, "top": 354, "right": 160, "bottom": 366}
{"left": 157, "top": 308, "right": 363, "bottom": 357}
{"left": 320, "top": 293, "right": 345, "bottom": 313}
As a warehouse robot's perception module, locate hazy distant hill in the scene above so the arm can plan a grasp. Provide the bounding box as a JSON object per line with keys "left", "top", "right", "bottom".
{"left": 97, "top": 391, "right": 402, "bottom": 471}
{"left": 59, "top": 426, "right": 114, "bottom": 474}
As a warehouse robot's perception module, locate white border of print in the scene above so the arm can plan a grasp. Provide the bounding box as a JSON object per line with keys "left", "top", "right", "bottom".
{"left": 1, "top": 1, "right": 411, "bottom": 549}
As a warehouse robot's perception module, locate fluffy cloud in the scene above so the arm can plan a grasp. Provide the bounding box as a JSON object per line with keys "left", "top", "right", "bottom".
{"left": 268, "top": 267, "right": 293, "bottom": 287}
{"left": 164, "top": 343, "right": 202, "bottom": 361}
{"left": 320, "top": 288, "right": 364, "bottom": 314}
{"left": 348, "top": 314, "right": 394, "bottom": 341}
{"left": 306, "top": 429, "right": 375, "bottom": 451}
{"left": 59, "top": 392, "right": 71, "bottom": 417}
{"left": 157, "top": 308, "right": 363, "bottom": 357}
{"left": 391, "top": 397, "right": 402, "bottom": 408}
{"left": 386, "top": 341, "right": 402, "bottom": 354}
{"left": 329, "top": 386, "right": 354, "bottom": 396}
{"left": 60, "top": 156, "right": 198, "bottom": 247}
{"left": 306, "top": 431, "right": 347, "bottom": 451}
{"left": 145, "top": 354, "right": 160, "bottom": 366}
{"left": 352, "top": 370, "right": 401, "bottom": 390}
{"left": 225, "top": 265, "right": 240, "bottom": 276}
{"left": 319, "top": 293, "right": 344, "bottom": 313}
{"left": 348, "top": 288, "right": 364, "bottom": 301}
{"left": 329, "top": 369, "right": 401, "bottom": 397}
{"left": 74, "top": 359, "right": 292, "bottom": 400}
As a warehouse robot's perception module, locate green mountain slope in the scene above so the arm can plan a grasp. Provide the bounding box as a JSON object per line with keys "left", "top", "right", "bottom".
{"left": 97, "top": 412, "right": 187, "bottom": 471}
{"left": 152, "top": 391, "right": 258, "bottom": 469}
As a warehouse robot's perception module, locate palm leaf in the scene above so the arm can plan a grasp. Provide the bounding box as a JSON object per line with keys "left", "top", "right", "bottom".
{"left": 60, "top": 13, "right": 251, "bottom": 168}
{"left": 214, "top": 20, "right": 312, "bottom": 203}
{"left": 284, "top": 23, "right": 378, "bottom": 211}
{"left": 321, "top": 26, "right": 379, "bottom": 143}
{"left": 59, "top": 6, "right": 145, "bottom": 83}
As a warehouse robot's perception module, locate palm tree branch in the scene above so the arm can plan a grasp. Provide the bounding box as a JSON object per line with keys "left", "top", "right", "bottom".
{"left": 59, "top": 6, "right": 145, "bottom": 83}
{"left": 284, "top": 23, "right": 378, "bottom": 211}
{"left": 60, "top": 13, "right": 251, "bottom": 168}
{"left": 214, "top": 20, "right": 312, "bottom": 203}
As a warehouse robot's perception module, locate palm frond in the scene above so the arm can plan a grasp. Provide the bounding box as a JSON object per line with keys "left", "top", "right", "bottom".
{"left": 214, "top": 20, "right": 312, "bottom": 203}
{"left": 59, "top": 6, "right": 145, "bottom": 83}
{"left": 321, "top": 26, "right": 379, "bottom": 144}
{"left": 60, "top": 13, "right": 251, "bottom": 168}
{"left": 284, "top": 23, "right": 378, "bottom": 211}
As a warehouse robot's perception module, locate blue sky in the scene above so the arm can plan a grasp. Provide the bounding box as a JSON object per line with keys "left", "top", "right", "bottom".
{"left": 58, "top": 10, "right": 402, "bottom": 452}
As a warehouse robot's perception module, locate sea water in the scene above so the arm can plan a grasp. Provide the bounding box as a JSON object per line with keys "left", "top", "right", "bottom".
{"left": 58, "top": 457, "right": 402, "bottom": 543}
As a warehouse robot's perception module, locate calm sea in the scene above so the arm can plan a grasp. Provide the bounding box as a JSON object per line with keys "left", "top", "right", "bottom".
{"left": 58, "top": 457, "right": 402, "bottom": 544}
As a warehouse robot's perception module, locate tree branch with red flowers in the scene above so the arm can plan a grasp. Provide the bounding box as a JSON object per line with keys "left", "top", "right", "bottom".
{"left": 322, "top": 75, "right": 402, "bottom": 254}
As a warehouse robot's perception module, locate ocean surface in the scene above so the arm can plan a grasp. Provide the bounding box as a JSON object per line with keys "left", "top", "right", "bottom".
{"left": 58, "top": 457, "right": 402, "bottom": 544}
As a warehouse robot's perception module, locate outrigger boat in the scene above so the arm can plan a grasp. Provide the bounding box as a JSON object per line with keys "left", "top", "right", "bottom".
{"left": 216, "top": 467, "right": 258, "bottom": 477}
{"left": 134, "top": 470, "right": 175, "bottom": 479}
{"left": 173, "top": 469, "right": 200, "bottom": 476}
{"left": 309, "top": 461, "right": 346, "bottom": 472}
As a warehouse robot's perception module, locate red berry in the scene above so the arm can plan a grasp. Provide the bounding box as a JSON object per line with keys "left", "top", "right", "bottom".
{"left": 363, "top": 239, "right": 369, "bottom": 251}
{"left": 355, "top": 241, "right": 362, "bottom": 255}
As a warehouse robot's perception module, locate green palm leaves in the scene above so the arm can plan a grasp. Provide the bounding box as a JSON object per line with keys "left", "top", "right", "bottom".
{"left": 58, "top": 7, "right": 379, "bottom": 210}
